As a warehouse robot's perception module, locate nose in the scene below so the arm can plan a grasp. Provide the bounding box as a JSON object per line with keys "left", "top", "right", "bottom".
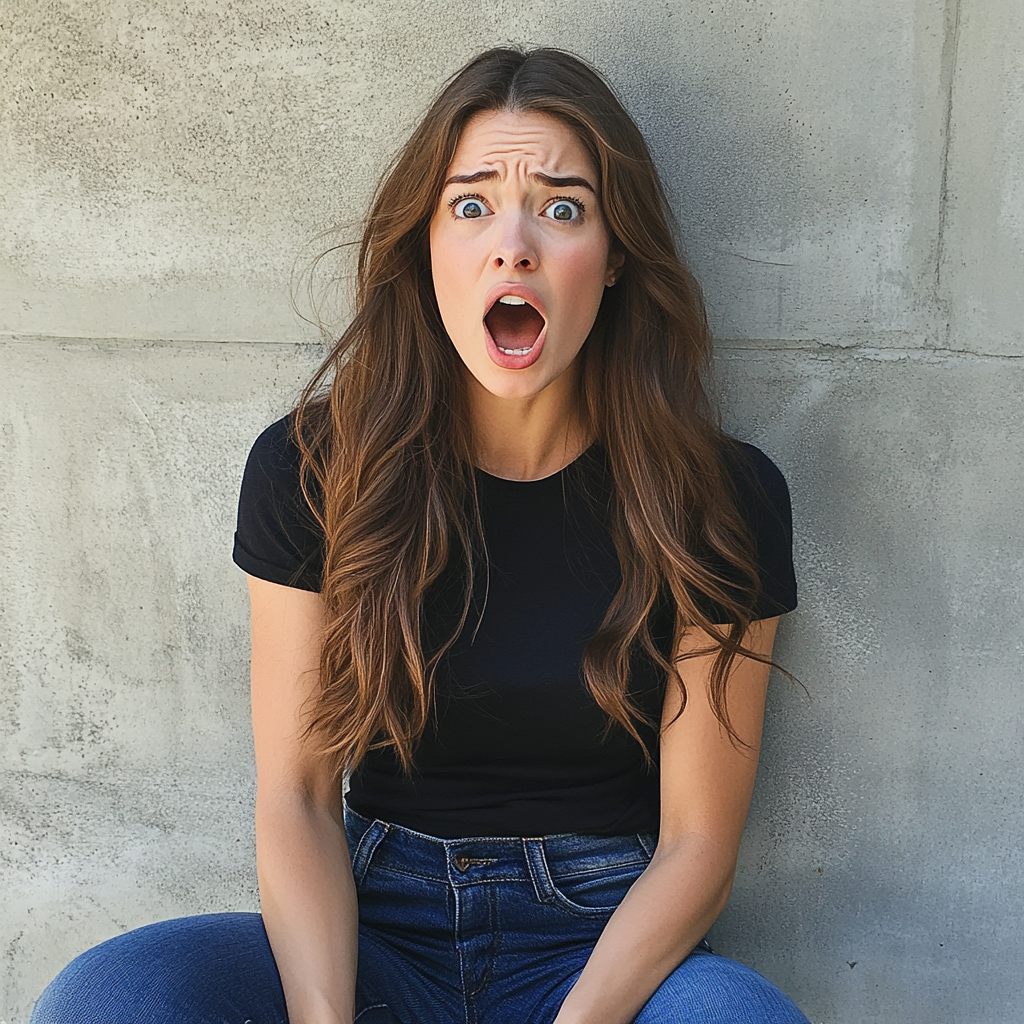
{"left": 491, "top": 212, "right": 537, "bottom": 272}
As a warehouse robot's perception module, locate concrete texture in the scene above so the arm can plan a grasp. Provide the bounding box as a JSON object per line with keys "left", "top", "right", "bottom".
{"left": 1, "top": 2, "right": 1021, "bottom": 1022}
{"left": 939, "top": 1, "right": 1024, "bottom": 355}
{"left": 711, "top": 346, "right": 1024, "bottom": 1022}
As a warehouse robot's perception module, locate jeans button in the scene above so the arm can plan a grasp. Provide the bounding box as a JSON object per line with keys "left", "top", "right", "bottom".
{"left": 453, "top": 854, "right": 471, "bottom": 872}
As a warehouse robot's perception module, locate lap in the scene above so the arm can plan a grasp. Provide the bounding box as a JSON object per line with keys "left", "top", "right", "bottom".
{"left": 635, "top": 948, "right": 810, "bottom": 1024}
{"left": 31, "top": 913, "right": 287, "bottom": 1024}
{"left": 32, "top": 914, "right": 806, "bottom": 1024}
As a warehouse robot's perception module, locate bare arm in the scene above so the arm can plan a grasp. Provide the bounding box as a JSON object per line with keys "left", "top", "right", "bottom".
{"left": 249, "top": 575, "right": 358, "bottom": 1024}
{"left": 553, "top": 617, "right": 780, "bottom": 1024}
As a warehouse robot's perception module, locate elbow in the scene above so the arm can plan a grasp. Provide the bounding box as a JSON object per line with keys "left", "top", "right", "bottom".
{"left": 653, "top": 831, "right": 739, "bottom": 918}
{"left": 698, "top": 861, "right": 737, "bottom": 938}
{"left": 710, "top": 869, "right": 735, "bottom": 918}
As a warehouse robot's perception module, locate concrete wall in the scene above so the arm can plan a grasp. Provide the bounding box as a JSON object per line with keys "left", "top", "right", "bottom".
{"left": 1, "top": 2, "right": 1021, "bottom": 1021}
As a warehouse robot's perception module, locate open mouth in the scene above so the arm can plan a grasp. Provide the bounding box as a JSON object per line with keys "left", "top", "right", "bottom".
{"left": 484, "top": 295, "right": 546, "bottom": 356}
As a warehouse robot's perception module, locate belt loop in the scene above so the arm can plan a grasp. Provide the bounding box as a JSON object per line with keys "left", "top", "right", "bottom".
{"left": 522, "top": 838, "right": 556, "bottom": 904}
{"left": 350, "top": 819, "right": 389, "bottom": 887}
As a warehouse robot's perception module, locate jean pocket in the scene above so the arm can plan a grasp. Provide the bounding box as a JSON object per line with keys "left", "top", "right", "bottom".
{"left": 551, "top": 863, "right": 647, "bottom": 915}
{"left": 524, "top": 838, "right": 649, "bottom": 918}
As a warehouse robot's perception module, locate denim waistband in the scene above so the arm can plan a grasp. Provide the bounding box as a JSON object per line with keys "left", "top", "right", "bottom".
{"left": 344, "top": 803, "right": 658, "bottom": 888}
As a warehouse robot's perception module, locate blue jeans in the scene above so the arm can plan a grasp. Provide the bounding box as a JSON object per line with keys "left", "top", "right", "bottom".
{"left": 32, "top": 806, "right": 809, "bottom": 1023}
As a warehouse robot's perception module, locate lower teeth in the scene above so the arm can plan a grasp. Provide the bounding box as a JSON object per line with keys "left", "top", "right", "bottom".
{"left": 498, "top": 346, "right": 533, "bottom": 356}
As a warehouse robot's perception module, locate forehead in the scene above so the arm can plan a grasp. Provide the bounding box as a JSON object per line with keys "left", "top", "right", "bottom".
{"left": 448, "top": 110, "right": 596, "bottom": 180}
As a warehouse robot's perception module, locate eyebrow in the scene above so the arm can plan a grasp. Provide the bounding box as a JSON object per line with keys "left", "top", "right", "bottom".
{"left": 443, "top": 170, "right": 596, "bottom": 193}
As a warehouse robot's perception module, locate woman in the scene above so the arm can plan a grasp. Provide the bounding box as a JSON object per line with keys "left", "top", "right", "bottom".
{"left": 33, "top": 47, "right": 810, "bottom": 1024}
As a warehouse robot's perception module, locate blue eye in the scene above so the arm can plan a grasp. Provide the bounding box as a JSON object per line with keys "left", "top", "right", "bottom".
{"left": 543, "top": 198, "right": 584, "bottom": 222}
{"left": 452, "top": 197, "right": 489, "bottom": 219}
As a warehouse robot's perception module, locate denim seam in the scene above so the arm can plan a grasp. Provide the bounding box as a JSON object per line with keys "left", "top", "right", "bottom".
{"left": 523, "top": 838, "right": 618, "bottom": 918}
{"left": 361, "top": 864, "right": 457, "bottom": 884}
{"left": 467, "top": 885, "right": 502, "bottom": 1000}
{"left": 451, "top": 874, "right": 523, "bottom": 885}
{"left": 522, "top": 838, "right": 551, "bottom": 905}
{"left": 354, "top": 1004, "right": 393, "bottom": 1023}
{"left": 544, "top": 890, "right": 619, "bottom": 918}
{"left": 368, "top": 864, "right": 526, "bottom": 885}
{"left": 351, "top": 819, "right": 390, "bottom": 887}
{"left": 451, "top": 874, "right": 474, "bottom": 1024}
{"left": 548, "top": 859, "right": 648, "bottom": 879}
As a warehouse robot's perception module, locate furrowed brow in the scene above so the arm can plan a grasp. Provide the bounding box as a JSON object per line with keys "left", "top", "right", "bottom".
{"left": 532, "top": 173, "right": 596, "bottom": 193}
{"left": 442, "top": 170, "right": 597, "bottom": 193}
{"left": 443, "top": 170, "right": 500, "bottom": 186}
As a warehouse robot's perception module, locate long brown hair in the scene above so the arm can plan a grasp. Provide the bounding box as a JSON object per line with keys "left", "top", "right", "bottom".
{"left": 294, "top": 47, "right": 766, "bottom": 776}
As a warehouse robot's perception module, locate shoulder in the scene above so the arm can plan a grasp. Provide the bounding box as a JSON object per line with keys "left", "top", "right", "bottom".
{"left": 243, "top": 414, "right": 303, "bottom": 488}
{"left": 233, "top": 414, "right": 325, "bottom": 592}
{"left": 720, "top": 438, "right": 797, "bottom": 619}
{"left": 723, "top": 440, "right": 793, "bottom": 527}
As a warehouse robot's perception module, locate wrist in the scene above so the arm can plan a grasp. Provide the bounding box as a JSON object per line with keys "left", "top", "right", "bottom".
{"left": 553, "top": 994, "right": 603, "bottom": 1024}
{"left": 282, "top": 993, "right": 353, "bottom": 1024}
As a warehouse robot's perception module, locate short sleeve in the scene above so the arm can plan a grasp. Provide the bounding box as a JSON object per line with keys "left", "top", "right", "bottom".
{"left": 692, "top": 440, "right": 798, "bottom": 623}
{"left": 232, "top": 416, "right": 325, "bottom": 591}
{"left": 734, "top": 442, "right": 798, "bottom": 618}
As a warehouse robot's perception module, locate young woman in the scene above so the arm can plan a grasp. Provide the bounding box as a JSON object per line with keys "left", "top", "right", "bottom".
{"left": 33, "top": 47, "right": 810, "bottom": 1024}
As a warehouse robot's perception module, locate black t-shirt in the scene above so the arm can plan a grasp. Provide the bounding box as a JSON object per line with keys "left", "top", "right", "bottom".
{"left": 233, "top": 417, "right": 797, "bottom": 838}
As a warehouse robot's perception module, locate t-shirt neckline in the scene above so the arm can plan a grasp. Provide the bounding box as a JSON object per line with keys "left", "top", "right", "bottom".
{"left": 473, "top": 442, "right": 598, "bottom": 484}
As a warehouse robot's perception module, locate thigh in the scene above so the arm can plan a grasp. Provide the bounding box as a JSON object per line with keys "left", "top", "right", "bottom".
{"left": 31, "top": 912, "right": 286, "bottom": 1024}
{"left": 635, "top": 948, "right": 810, "bottom": 1024}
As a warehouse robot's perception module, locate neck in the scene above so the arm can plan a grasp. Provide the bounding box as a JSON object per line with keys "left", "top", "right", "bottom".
{"left": 466, "top": 366, "right": 590, "bottom": 482}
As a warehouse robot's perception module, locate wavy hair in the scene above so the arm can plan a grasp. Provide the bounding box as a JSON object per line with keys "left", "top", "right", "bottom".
{"left": 294, "top": 46, "right": 766, "bottom": 775}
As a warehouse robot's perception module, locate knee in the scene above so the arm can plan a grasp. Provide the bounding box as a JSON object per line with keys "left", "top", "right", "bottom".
{"left": 636, "top": 949, "right": 809, "bottom": 1024}
{"left": 31, "top": 913, "right": 278, "bottom": 1024}
{"left": 32, "top": 929, "right": 163, "bottom": 1024}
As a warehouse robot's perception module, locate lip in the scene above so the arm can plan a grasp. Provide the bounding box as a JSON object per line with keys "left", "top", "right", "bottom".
{"left": 482, "top": 283, "right": 548, "bottom": 370}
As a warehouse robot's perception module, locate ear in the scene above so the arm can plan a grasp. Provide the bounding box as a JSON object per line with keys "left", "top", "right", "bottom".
{"left": 605, "top": 249, "right": 626, "bottom": 287}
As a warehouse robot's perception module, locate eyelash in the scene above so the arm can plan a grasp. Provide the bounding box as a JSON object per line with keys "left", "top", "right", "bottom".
{"left": 447, "top": 192, "right": 485, "bottom": 209}
{"left": 445, "top": 193, "right": 587, "bottom": 215}
{"left": 548, "top": 195, "right": 586, "bottom": 214}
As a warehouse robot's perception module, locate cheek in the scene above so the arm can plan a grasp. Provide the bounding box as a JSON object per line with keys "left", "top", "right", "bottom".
{"left": 430, "top": 230, "right": 476, "bottom": 331}
{"left": 556, "top": 239, "right": 610, "bottom": 313}
{"left": 429, "top": 230, "right": 453, "bottom": 303}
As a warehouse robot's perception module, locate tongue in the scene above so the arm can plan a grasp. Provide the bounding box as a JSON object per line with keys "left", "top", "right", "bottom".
{"left": 485, "top": 302, "right": 545, "bottom": 350}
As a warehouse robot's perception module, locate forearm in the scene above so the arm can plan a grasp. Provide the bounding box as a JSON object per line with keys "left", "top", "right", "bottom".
{"left": 256, "top": 789, "right": 359, "bottom": 1024}
{"left": 553, "top": 833, "right": 734, "bottom": 1024}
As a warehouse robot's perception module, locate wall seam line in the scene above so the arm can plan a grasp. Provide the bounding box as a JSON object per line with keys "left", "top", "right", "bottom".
{"left": 2, "top": 334, "right": 1019, "bottom": 362}
{"left": 935, "top": 0, "right": 963, "bottom": 344}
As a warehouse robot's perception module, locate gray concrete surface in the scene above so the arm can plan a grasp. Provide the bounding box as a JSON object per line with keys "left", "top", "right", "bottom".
{"left": 1, "top": 2, "right": 1021, "bottom": 1022}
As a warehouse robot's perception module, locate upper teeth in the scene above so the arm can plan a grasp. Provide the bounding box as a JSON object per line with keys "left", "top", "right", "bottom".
{"left": 498, "top": 295, "right": 527, "bottom": 305}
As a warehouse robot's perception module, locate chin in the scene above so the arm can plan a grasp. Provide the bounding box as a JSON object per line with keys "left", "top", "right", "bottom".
{"left": 472, "top": 366, "right": 556, "bottom": 402}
